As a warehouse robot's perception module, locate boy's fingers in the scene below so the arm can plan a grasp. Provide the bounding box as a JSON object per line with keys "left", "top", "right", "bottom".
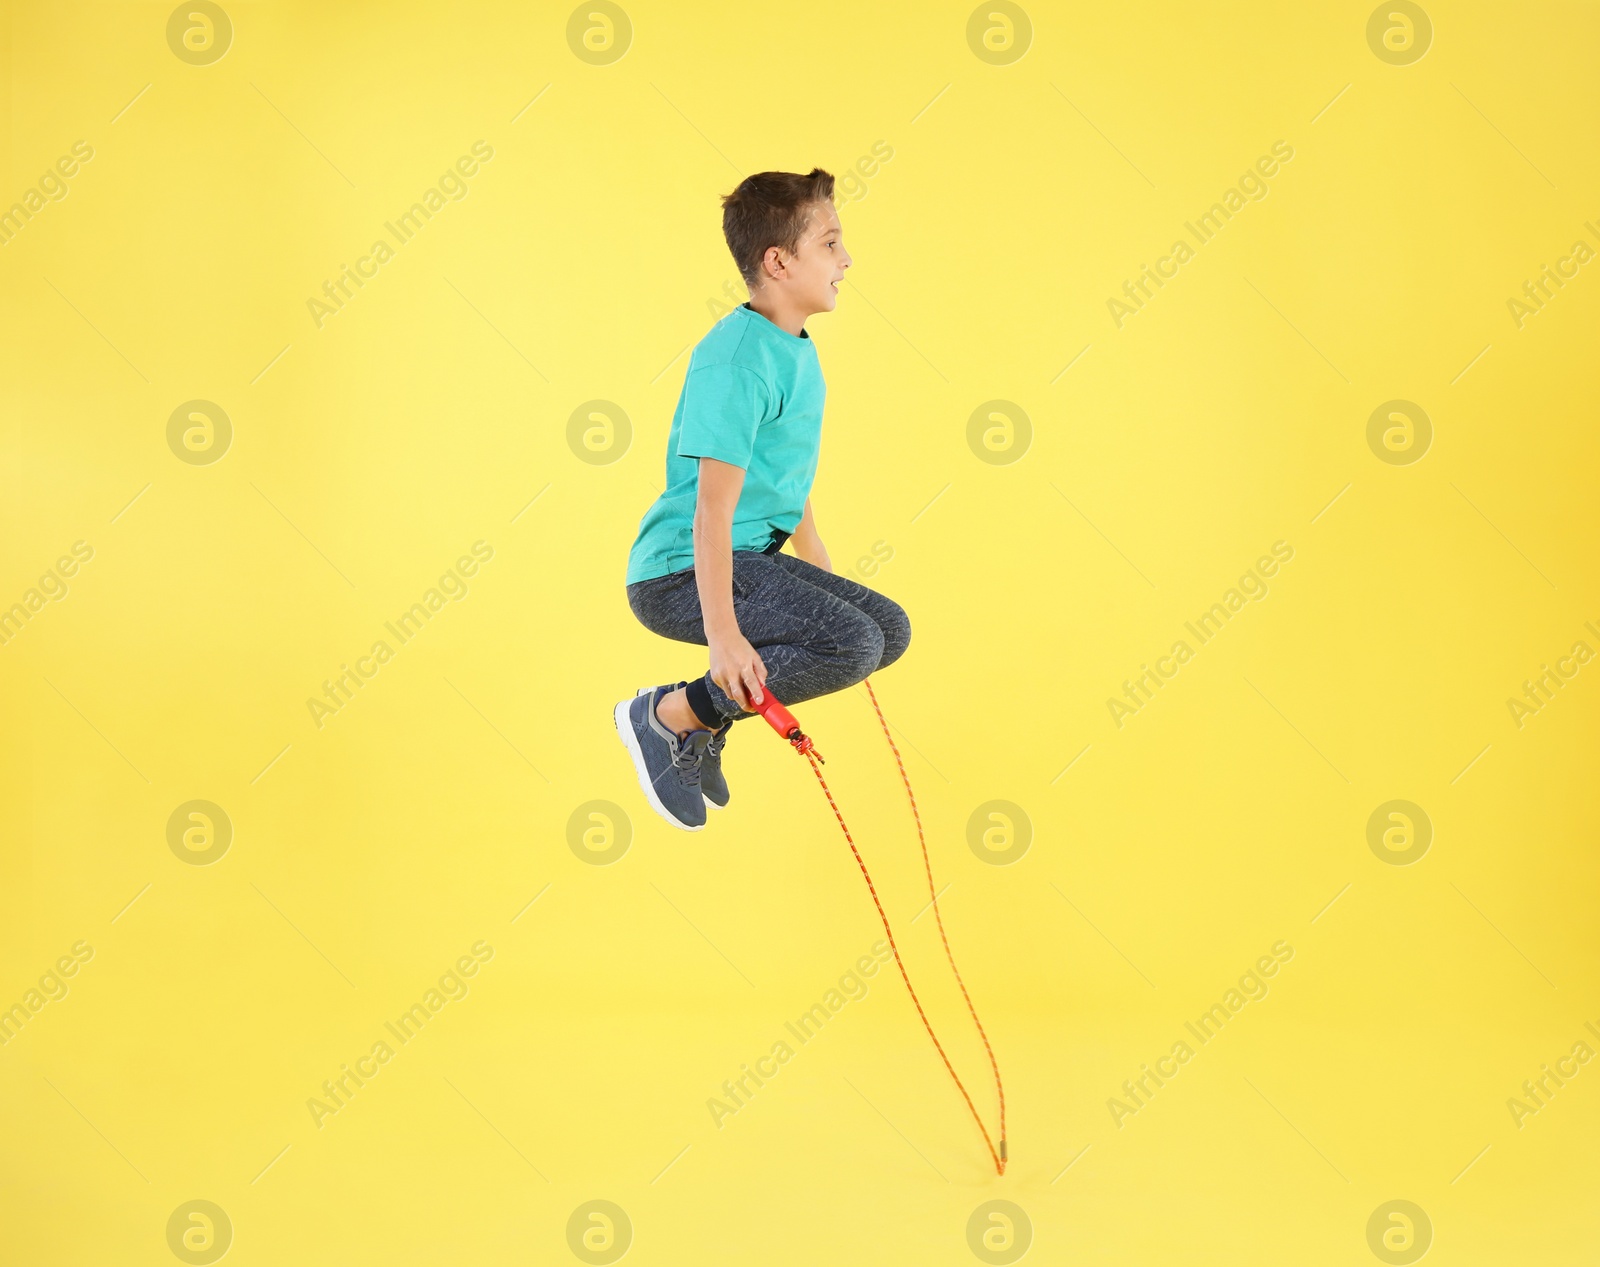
{"left": 745, "top": 666, "right": 763, "bottom": 704}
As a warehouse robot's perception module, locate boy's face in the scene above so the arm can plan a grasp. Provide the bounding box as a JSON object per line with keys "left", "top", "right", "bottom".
{"left": 761, "top": 200, "right": 851, "bottom": 314}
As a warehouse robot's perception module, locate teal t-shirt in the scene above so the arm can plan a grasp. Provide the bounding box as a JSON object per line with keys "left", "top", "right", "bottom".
{"left": 625, "top": 303, "right": 826, "bottom": 584}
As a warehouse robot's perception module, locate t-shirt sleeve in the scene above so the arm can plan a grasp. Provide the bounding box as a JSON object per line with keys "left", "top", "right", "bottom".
{"left": 674, "top": 363, "right": 772, "bottom": 470}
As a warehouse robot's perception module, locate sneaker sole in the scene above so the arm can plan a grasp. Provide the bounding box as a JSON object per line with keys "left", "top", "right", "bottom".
{"left": 638, "top": 687, "right": 727, "bottom": 810}
{"left": 614, "top": 695, "right": 704, "bottom": 832}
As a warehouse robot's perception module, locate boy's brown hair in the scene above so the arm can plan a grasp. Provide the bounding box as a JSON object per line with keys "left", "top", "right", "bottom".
{"left": 720, "top": 168, "right": 836, "bottom": 291}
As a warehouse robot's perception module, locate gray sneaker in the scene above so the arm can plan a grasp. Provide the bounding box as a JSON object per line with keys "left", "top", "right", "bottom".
{"left": 700, "top": 722, "right": 732, "bottom": 810}
{"left": 614, "top": 683, "right": 711, "bottom": 831}
{"left": 637, "top": 686, "right": 730, "bottom": 810}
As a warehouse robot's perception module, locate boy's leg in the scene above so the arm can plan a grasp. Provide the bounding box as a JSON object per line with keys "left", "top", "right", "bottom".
{"left": 626, "top": 550, "right": 895, "bottom": 729}
{"left": 766, "top": 552, "right": 912, "bottom": 674}
{"left": 625, "top": 568, "right": 723, "bottom": 734}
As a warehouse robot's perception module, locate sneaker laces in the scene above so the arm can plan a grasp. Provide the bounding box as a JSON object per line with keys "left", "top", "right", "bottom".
{"left": 670, "top": 734, "right": 706, "bottom": 787}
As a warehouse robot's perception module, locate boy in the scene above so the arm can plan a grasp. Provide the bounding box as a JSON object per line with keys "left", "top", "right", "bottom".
{"left": 614, "top": 167, "right": 911, "bottom": 831}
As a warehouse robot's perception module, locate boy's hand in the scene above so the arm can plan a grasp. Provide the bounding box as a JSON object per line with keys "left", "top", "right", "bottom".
{"left": 709, "top": 630, "right": 767, "bottom": 710}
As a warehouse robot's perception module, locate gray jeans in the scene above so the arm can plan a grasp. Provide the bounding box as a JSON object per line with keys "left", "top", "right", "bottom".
{"left": 626, "top": 550, "right": 912, "bottom": 727}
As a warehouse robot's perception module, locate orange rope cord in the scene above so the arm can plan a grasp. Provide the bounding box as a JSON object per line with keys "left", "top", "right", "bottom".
{"left": 864, "top": 676, "right": 1007, "bottom": 1168}
{"left": 793, "top": 677, "right": 1007, "bottom": 1176}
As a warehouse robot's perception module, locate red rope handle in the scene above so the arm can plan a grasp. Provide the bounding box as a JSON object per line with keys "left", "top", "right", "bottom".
{"left": 794, "top": 678, "right": 1007, "bottom": 1176}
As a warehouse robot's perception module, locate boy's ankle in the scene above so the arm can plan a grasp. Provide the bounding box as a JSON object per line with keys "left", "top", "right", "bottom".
{"left": 654, "top": 689, "right": 711, "bottom": 738}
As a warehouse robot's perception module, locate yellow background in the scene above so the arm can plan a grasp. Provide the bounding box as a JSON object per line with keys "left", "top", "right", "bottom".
{"left": 3, "top": 0, "right": 1598, "bottom": 1262}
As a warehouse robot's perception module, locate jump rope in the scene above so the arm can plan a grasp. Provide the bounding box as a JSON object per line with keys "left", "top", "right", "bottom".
{"left": 745, "top": 678, "right": 1008, "bottom": 1176}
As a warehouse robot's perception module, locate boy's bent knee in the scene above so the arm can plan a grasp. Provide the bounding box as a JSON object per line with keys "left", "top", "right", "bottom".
{"left": 841, "top": 621, "right": 885, "bottom": 685}
{"left": 875, "top": 602, "right": 911, "bottom": 671}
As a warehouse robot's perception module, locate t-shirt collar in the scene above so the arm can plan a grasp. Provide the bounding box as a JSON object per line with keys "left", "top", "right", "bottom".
{"left": 741, "top": 302, "right": 811, "bottom": 342}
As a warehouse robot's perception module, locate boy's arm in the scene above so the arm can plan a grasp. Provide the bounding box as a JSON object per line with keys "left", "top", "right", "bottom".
{"left": 789, "top": 498, "right": 832, "bottom": 572}
{"left": 693, "top": 456, "right": 767, "bottom": 709}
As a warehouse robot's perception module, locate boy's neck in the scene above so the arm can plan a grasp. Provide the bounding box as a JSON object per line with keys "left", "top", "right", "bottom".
{"left": 745, "top": 291, "right": 809, "bottom": 338}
